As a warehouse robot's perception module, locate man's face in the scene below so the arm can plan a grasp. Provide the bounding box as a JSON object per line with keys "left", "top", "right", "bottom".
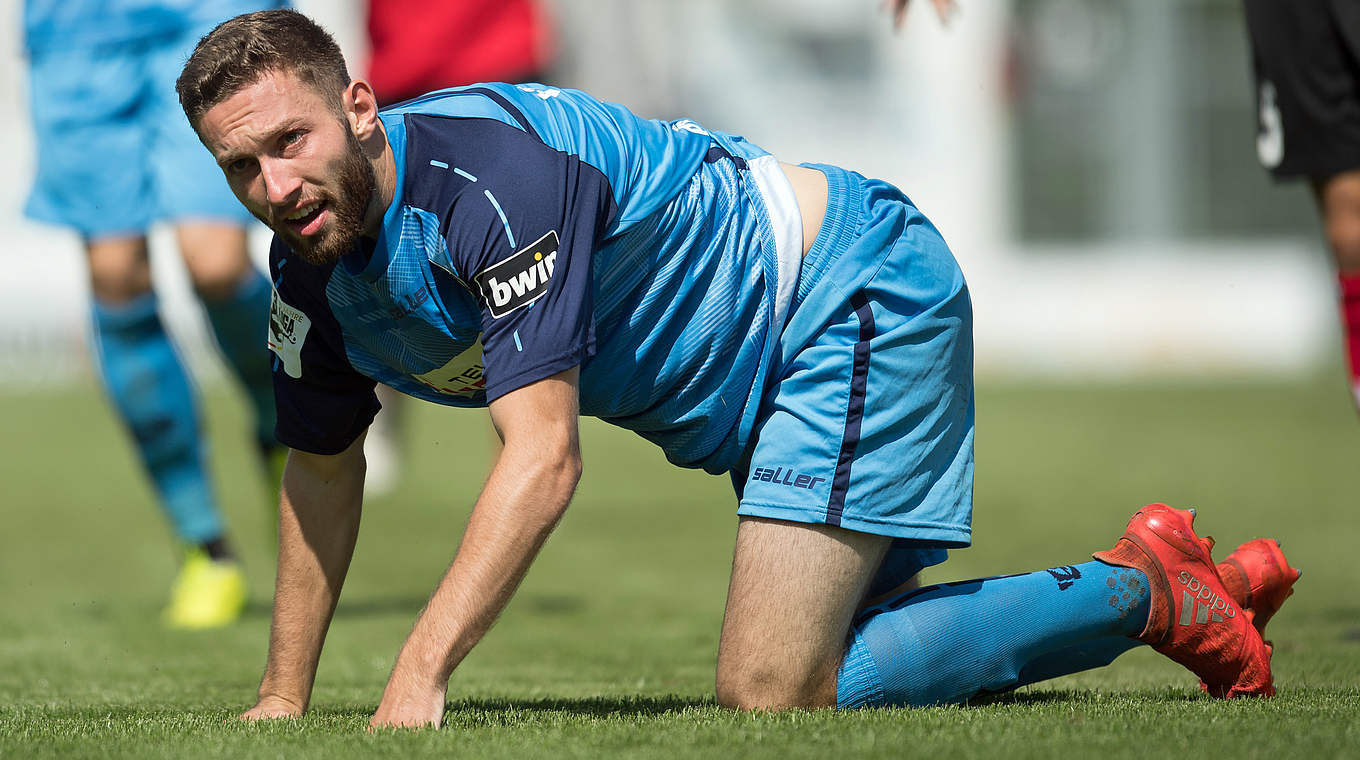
{"left": 197, "top": 70, "right": 375, "bottom": 265}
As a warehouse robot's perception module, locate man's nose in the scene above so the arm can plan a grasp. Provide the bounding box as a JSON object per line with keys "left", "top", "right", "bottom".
{"left": 260, "top": 158, "right": 301, "bottom": 207}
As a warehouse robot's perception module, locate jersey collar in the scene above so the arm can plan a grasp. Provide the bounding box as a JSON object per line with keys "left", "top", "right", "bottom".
{"left": 341, "top": 112, "right": 409, "bottom": 283}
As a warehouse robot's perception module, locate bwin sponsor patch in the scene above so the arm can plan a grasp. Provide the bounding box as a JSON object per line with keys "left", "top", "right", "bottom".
{"left": 474, "top": 230, "right": 560, "bottom": 318}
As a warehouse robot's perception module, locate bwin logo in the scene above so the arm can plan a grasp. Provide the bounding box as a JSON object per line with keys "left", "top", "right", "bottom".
{"left": 1176, "top": 570, "right": 1237, "bottom": 625}
{"left": 474, "top": 230, "right": 560, "bottom": 318}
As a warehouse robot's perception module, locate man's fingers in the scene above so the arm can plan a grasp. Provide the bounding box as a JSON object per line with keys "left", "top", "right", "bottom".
{"left": 239, "top": 697, "right": 304, "bottom": 722}
{"left": 368, "top": 714, "right": 441, "bottom": 731}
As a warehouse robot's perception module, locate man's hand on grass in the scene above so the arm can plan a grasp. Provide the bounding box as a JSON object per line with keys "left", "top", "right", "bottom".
{"left": 240, "top": 695, "right": 305, "bottom": 721}
{"left": 369, "top": 669, "right": 447, "bottom": 730}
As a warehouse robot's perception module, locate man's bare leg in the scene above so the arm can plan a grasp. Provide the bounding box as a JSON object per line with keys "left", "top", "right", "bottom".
{"left": 176, "top": 221, "right": 279, "bottom": 472}
{"left": 713, "top": 509, "right": 1270, "bottom": 708}
{"left": 715, "top": 516, "right": 890, "bottom": 709}
{"left": 86, "top": 234, "right": 242, "bottom": 626}
{"left": 1313, "top": 170, "right": 1360, "bottom": 408}
{"left": 176, "top": 222, "right": 253, "bottom": 301}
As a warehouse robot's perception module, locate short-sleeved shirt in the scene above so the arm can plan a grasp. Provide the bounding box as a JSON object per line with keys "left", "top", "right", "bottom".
{"left": 268, "top": 84, "right": 804, "bottom": 473}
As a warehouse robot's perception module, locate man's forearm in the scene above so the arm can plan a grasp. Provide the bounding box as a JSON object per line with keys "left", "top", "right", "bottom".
{"left": 385, "top": 448, "right": 579, "bottom": 688}
{"left": 369, "top": 367, "right": 581, "bottom": 729}
{"left": 256, "top": 446, "right": 365, "bottom": 710}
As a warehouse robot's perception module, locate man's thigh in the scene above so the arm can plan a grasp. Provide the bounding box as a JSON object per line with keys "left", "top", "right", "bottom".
{"left": 734, "top": 186, "right": 974, "bottom": 550}
{"left": 715, "top": 516, "right": 889, "bottom": 709}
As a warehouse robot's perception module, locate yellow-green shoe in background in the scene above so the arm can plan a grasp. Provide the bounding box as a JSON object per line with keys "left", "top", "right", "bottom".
{"left": 162, "top": 548, "right": 246, "bottom": 629}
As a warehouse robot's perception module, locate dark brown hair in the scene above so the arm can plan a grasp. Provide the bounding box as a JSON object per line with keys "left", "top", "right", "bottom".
{"left": 177, "top": 9, "right": 350, "bottom": 129}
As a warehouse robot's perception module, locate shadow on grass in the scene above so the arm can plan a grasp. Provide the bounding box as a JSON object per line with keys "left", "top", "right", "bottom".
{"left": 299, "top": 695, "right": 711, "bottom": 728}
{"left": 965, "top": 689, "right": 1206, "bottom": 707}
{"left": 242, "top": 593, "right": 588, "bottom": 621}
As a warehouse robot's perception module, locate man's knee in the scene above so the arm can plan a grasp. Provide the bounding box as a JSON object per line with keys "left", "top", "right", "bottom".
{"left": 1324, "top": 213, "right": 1360, "bottom": 274}
{"left": 176, "top": 223, "right": 252, "bottom": 301}
{"left": 1316, "top": 172, "right": 1360, "bottom": 273}
{"left": 714, "top": 652, "right": 839, "bottom": 711}
{"left": 714, "top": 517, "right": 888, "bottom": 711}
{"left": 86, "top": 236, "right": 152, "bottom": 304}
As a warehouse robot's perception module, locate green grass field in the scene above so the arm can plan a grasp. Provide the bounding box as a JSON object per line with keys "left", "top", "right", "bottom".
{"left": 1, "top": 376, "right": 1358, "bottom": 758}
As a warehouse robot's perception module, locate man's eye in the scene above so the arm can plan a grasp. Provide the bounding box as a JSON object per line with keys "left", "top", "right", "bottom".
{"left": 227, "top": 158, "right": 252, "bottom": 173}
{"left": 282, "top": 130, "right": 304, "bottom": 146}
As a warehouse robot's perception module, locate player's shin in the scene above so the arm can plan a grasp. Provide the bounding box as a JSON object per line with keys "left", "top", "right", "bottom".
{"left": 93, "top": 293, "right": 223, "bottom": 544}
{"left": 836, "top": 561, "right": 1149, "bottom": 707}
{"left": 202, "top": 267, "right": 278, "bottom": 451}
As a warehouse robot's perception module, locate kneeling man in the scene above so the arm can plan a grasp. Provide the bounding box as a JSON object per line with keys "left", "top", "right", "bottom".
{"left": 177, "top": 10, "right": 1293, "bottom": 729}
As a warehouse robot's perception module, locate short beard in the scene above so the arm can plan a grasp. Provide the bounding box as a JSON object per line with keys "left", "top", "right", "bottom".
{"left": 291, "top": 125, "right": 377, "bottom": 266}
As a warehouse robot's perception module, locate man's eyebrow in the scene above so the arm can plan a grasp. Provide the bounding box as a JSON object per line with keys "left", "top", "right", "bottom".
{"left": 216, "top": 148, "right": 250, "bottom": 169}
{"left": 215, "top": 120, "right": 307, "bottom": 168}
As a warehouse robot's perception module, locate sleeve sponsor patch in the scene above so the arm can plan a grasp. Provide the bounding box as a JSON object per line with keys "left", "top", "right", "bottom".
{"left": 412, "top": 341, "right": 486, "bottom": 397}
{"left": 267, "top": 288, "right": 311, "bottom": 379}
{"left": 472, "top": 230, "right": 560, "bottom": 318}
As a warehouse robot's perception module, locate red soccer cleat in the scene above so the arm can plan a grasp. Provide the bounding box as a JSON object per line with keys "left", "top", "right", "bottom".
{"left": 1093, "top": 504, "right": 1275, "bottom": 698}
{"left": 1217, "top": 538, "right": 1301, "bottom": 637}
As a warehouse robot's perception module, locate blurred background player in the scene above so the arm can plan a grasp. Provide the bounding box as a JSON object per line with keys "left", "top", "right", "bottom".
{"left": 22, "top": 0, "right": 286, "bottom": 629}
{"left": 359, "top": 0, "right": 556, "bottom": 494}
{"left": 1243, "top": 0, "right": 1360, "bottom": 408}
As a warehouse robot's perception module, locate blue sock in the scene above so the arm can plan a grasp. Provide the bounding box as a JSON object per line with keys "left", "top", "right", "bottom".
{"left": 201, "top": 267, "right": 277, "bottom": 450}
{"left": 1012, "top": 636, "right": 1143, "bottom": 690}
{"left": 93, "top": 294, "right": 223, "bottom": 543}
{"left": 837, "top": 560, "right": 1150, "bottom": 707}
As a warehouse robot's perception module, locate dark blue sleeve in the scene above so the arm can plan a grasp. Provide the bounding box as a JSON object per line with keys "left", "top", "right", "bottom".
{"left": 266, "top": 237, "right": 381, "bottom": 455}
{"left": 403, "top": 114, "right": 616, "bottom": 402}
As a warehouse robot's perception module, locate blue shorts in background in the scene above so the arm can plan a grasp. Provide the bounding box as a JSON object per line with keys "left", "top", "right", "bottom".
{"left": 25, "top": 24, "right": 253, "bottom": 238}
{"left": 733, "top": 164, "right": 975, "bottom": 588}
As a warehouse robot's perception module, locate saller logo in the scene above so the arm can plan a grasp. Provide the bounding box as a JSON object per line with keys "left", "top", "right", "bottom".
{"left": 750, "top": 466, "right": 825, "bottom": 490}
{"left": 473, "top": 230, "right": 560, "bottom": 318}
{"left": 1176, "top": 570, "right": 1237, "bottom": 625}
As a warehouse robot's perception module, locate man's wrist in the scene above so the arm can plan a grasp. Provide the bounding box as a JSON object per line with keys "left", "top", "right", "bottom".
{"left": 393, "top": 643, "right": 454, "bottom": 688}
{"left": 256, "top": 686, "right": 309, "bottom": 713}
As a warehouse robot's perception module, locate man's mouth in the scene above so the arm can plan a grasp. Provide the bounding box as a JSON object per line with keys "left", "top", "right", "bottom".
{"left": 281, "top": 200, "right": 327, "bottom": 237}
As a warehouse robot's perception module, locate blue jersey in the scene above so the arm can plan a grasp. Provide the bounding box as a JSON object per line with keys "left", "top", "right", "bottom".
{"left": 268, "top": 84, "right": 804, "bottom": 473}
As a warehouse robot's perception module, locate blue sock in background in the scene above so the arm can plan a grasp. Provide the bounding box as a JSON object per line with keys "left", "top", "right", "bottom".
{"left": 837, "top": 560, "right": 1149, "bottom": 707}
{"left": 201, "top": 268, "right": 277, "bottom": 450}
{"left": 93, "top": 294, "right": 223, "bottom": 544}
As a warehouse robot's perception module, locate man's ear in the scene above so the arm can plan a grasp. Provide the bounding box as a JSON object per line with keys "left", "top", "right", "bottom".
{"left": 344, "top": 79, "right": 382, "bottom": 139}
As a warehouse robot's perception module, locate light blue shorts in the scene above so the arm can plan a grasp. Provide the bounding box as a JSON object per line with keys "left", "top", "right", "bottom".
{"left": 25, "top": 26, "right": 253, "bottom": 238}
{"left": 734, "top": 164, "right": 975, "bottom": 592}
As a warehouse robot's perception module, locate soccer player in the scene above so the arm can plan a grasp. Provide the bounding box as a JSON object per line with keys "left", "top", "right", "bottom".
{"left": 22, "top": 0, "right": 286, "bottom": 628}
{"left": 177, "top": 10, "right": 1294, "bottom": 726}
{"left": 1243, "top": 0, "right": 1360, "bottom": 409}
